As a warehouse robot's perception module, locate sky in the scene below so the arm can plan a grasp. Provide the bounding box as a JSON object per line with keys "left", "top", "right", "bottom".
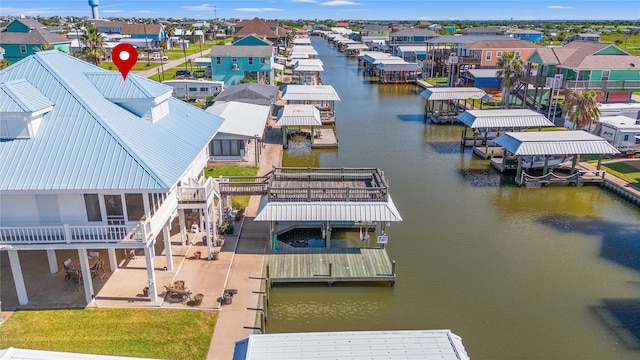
{"left": 2, "top": 0, "right": 639, "bottom": 21}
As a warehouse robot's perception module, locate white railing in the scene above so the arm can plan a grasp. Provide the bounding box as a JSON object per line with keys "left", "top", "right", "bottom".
{"left": 0, "top": 223, "right": 148, "bottom": 245}
{"left": 177, "top": 177, "right": 219, "bottom": 202}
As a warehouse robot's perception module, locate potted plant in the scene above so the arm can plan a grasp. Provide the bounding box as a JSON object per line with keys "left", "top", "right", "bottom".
{"left": 217, "top": 222, "right": 228, "bottom": 235}
{"left": 173, "top": 280, "right": 185, "bottom": 290}
{"left": 235, "top": 208, "right": 244, "bottom": 221}
{"left": 193, "top": 293, "right": 204, "bottom": 306}
{"left": 212, "top": 248, "right": 220, "bottom": 260}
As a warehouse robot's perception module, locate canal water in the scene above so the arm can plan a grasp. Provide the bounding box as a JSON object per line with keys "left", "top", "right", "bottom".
{"left": 268, "top": 36, "right": 640, "bottom": 360}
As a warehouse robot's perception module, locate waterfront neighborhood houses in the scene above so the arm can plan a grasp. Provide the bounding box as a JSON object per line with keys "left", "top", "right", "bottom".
{"left": 209, "top": 34, "right": 275, "bottom": 86}
{"left": 0, "top": 17, "right": 71, "bottom": 64}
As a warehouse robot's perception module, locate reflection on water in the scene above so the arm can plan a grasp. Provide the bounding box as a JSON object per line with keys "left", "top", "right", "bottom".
{"left": 269, "top": 36, "right": 640, "bottom": 360}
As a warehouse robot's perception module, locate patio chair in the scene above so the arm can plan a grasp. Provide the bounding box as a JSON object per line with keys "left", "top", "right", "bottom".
{"left": 62, "top": 258, "right": 72, "bottom": 271}
{"left": 65, "top": 270, "right": 82, "bottom": 291}
{"left": 91, "top": 259, "right": 107, "bottom": 283}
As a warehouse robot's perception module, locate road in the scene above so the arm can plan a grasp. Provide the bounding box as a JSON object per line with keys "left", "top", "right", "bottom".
{"left": 133, "top": 47, "right": 211, "bottom": 78}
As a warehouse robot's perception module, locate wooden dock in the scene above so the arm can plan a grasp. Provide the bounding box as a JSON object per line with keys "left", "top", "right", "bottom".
{"left": 312, "top": 128, "right": 338, "bottom": 148}
{"left": 266, "top": 245, "right": 396, "bottom": 286}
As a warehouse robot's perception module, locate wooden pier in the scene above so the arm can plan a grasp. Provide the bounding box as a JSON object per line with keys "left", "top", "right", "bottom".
{"left": 266, "top": 245, "right": 396, "bottom": 286}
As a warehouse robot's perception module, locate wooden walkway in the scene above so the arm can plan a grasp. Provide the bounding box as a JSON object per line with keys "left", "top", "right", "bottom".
{"left": 266, "top": 245, "right": 396, "bottom": 286}
{"left": 312, "top": 128, "right": 338, "bottom": 148}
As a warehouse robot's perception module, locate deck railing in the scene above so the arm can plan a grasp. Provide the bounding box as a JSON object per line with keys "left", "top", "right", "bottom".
{"left": 177, "top": 177, "right": 219, "bottom": 202}
{"left": 269, "top": 186, "right": 387, "bottom": 202}
{"left": 563, "top": 79, "right": 640, "bottom": 91}
{"left": 0, "top": 222, "right": 148, "bottom": 245}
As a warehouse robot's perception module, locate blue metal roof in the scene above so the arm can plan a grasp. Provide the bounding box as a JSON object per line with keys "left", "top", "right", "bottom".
{"left": 0, "top": 79, "right": 54, "bottom": 113}
{"left": 85, "top": 72, "right": 172, "bottom": 101}
{"left": 0, "top": 50, "right": 223, "bottom": 191}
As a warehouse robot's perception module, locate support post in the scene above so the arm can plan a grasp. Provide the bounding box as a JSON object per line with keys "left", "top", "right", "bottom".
{"left": 205, "top": 205, "right": 212, "bottom": 260}
{"left": 108, "top": 248, "right": 117, "bottom": 272}
{"left": 392, "top": 260, "right": 396, "bottom": 276}
{"left": 77, "top": 248, "right": 94, "bottom": 304}
{"left": 8, "top": 250, "right": 28, "bottom": 305}
{"left": 163, "top": 223, "right": 173, "bottom": 271}
{"left": 144, "top": 241, "right": 158, "bottom": 303}
{"left": 46, "top": 249, "right": 58, "bottom": 274}
{"left": 178, "top": 208, "right": 186, "bottom": 246}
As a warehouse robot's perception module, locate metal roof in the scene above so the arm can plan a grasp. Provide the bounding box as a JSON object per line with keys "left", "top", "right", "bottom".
{"left": 276, "top": 104, "right": 322, "bottom": 126}
{"left": 85, "top": 73, "right": 171, "bottom": 101}
{"left": 206, "top": 101, "right": 270, "bottom": 139}
{"left": 420, "top": 87, "right": 486, "bottom": 100}
{"left": 346, "top": 43, "right": 370, "bottom": 50}
{"left": 0, "top": 50, "right": 223, "bottom": 191}
{"left": 233, "top": 330, "right": 468, "bottom": 360}
{"left": 255, "top": 198, "right": 403, "bottom": 222}
{"left": 0, "top": 347, "right": 160, "bottom": 360}
{"left": 0, "top": 79, "right": 54, "bottom": 113}
{"left": 457, "top": 109, "right": 555, "bottom": 129}
{"left": 213, "top": 83, "right": 278, "bottom": 106}
{"left": 376, "top": 62, "right": 421, "bottom": 71}
{"left": 427, "top": 35, "right": 515, "bottom": 44}
{"left": 465, "top": 68, "right": 499, "bottom": 78}
{"left": 494, "top": 130, "right": 620, "bottom": 155}
{"left": 281, "top": 85, "right": 341, "bottom": 101}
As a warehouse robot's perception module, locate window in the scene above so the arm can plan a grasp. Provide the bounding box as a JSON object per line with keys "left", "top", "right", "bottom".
{"left": 496, "top": 51, "right": 502, "bottom": 57}
{"left": 189, "top": 87, "right": 197, "bottom": 91}
{"left": 232, "top": 57, "right": 237, "bottom": 62}
{"left": 514, "top": 51, "right": 521, "bottom": 58}
{"left": 248, "top": 57, "right": 254, "bottom": 65}
{"left": 212, "top": 140, "right": 244, "bottom": 156}
{"left": 602, "top": 70, "right": 610, "bottom": 81}
{"left": 485, "top": 51, "right": 492, "bottom": 61}
{"left": 84, "top": 194, "right": 102, "bottom": 222}
{"left": 19, "top": 45, "right": 27, "bottom": 53}
{"left": 216, "top": 57, "right": 221, "bottom": 65}
{"left": 623, "top": 134, "right": 630, "bottom": 142}
{"left": 260, "top": 57, "right": 268, "bottom": 64}
{"left": 125, "top": 194, "right": 145, "bottom": 222}
{"left": 200, "top": 87, "right": 207, "bottom": 91}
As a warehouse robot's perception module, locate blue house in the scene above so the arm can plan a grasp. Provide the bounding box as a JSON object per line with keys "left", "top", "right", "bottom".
{"left": 509, "top": 29, "right": 544, "bottom": 42}
{"left": 121, "top": 23, "right": 167, "bottom": 48}
{"left": 92, "top": 20, "right": 127, "bottom": 34}
{"left": 0, "top": 18, "right": 71, "bottom": 64}
{"left": 209, "top": 35, "right": 274, "bottom": 86}
{"left": 0, "top": 50, "right": 224, "bottom": 305}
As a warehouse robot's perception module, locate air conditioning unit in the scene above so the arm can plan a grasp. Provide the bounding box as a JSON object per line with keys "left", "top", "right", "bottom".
{"left": 231, "top": 63, "right": 239, "bottom": 70}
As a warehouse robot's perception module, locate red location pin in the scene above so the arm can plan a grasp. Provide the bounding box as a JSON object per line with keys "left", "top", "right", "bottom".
{"left": 112, "top": 43, "right": 137, "bottom": 80}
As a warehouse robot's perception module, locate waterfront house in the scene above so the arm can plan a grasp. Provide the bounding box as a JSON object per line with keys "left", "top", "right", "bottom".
{"left": 233, "top": 17, "right": 284, "bottom": 48}
{"left": 206, "top": 101, "right": 271, "bottom": 163}
{"left": 0, "top": 51, "right": 224, "bottom": 305}
{"left": 507, "top": 29, "right": 544, "bottom": 42}
{"left": 567, "top": 33, "right": 601, "bottom": 43}
{"left": 92, "top": 20, "right": 127, "bottom": 34}
{"left": 359, "top": 24, "right": 388, "bottom": 38}
{"left": 463, "top": 39, "right": 542, "bottom": 68}
{"left": 522, "top": 41, "right": 640, "bottom": 104}
{"left": 462, "top": 26, "right": 502, "bottom": 36}
{"left": 209, "top": 35, "right": 275, "bottom": 86}
{"left": 0, "top": 18, "right": 71, "bottom": 64}
{"left": 120, "top": 23, "right": 168, "bottom": 49}
{"left": 387, "top": 28, "right": 438, "bottom": 56}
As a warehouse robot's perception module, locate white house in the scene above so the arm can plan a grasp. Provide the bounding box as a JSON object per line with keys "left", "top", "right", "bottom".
{"left": 0, "top": 50, "right": 224, "bottom": 306}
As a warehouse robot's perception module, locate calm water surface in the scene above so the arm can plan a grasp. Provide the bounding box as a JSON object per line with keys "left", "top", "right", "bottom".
{"left": 268, "top": 37, "right": 640, "bottom": 360}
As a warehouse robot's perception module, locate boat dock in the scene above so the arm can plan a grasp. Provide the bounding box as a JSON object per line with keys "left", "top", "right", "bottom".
{"left": 312, "top": 128, "right": 339, "bottom": 148}
{"left": 266, "top": 244, "right": 396, "bottom": 286}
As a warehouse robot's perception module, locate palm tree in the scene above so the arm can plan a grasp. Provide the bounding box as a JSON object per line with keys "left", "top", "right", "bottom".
{"left": 561, "top": 90, "right": 602, "bottom": 130}
{"left": 80, "top": 23, "right": 106, "bottom": 65}
{"left": 495, "top": 52, "right": 525, "bottom": 109}
{"left": 165, "top": 24, "right": 176, "bottom": 50}
{"left": 33, "top": 44, "right": 55, "bottom": 52}
{"left": 186, "top": 24, "right": 199, "bottom": 54}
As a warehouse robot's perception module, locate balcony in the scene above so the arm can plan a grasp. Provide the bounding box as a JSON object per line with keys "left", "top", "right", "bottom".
{"left": 0, "top": 221, "right": 150, "bottom": 246}
{"left": 177, "top": 177, "right": 219, "bottom": 204}
{"left": 521, "top": 74, "right": 547, "bottom": 87}
{"left": 563, "top": 79, "right": 640, "bottom": 91}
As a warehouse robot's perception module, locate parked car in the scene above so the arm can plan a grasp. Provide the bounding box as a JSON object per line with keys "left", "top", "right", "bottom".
{"left": 175, "top": 70, "right": 194, "bottom": 79}
{"left": 137, "top": 53, "right": 168, "bottom": 61}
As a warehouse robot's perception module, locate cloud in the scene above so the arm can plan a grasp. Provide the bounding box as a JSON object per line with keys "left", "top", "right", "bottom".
{"left": 135, "top": 10, "right": 153, "bottom": 14}
{"left": 320, "top": 1, "right": 360, "bottom": 6}
{"left": 235, "top": 8, "right": 282, "bottom": 12}
{"left": 182, "top": 4, "right": 216, "bottom": 11}
{"left": 102, "top": 9, "right": 124, "bottom": 13}
{"left": 290, "top": 0, "right": 317, "bottom": 3}
{"left": 547, "top": 5, "right": 573, "bottom": 9}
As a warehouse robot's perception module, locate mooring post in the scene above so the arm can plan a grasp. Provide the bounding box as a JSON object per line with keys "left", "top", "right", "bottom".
{"left": 329, "top": 262, "right": 333, "bottom": 277}
{"left": 266, "top": 265, "right": 270, "bottom": 281}
{"left": 260, "top": 312, "right": 265, "bottom": 333}
{"left": 392, "top": 260, "right": 396, "bottom": 276}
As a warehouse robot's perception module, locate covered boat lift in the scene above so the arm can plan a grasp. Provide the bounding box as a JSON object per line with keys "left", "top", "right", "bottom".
{"left": 276, "top": 104, "right": 322, "bottom": 148}
{"left": 493, "top": 131, "right": 620, "bottom": 186}
{"left": 292, "top": 58, "right": 324, "bottom": 85}
{"left": 420, "top": 87, "right": 486, "bottom": 123}
{"left": 376, "top": 61, "right": 422, "bottom": 84}
{"left": 281, "top": 84, "right": 341, "bottom": 124}
{"left": 457, "top": 109, "right": 555, "bottom": 158}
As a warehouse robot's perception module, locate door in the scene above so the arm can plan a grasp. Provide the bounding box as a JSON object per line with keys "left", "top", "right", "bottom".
{"left": 104, "top": 195, "right": 125, "bottom": 225}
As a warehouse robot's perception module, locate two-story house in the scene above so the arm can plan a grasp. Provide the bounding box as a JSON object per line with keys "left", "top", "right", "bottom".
{"left": 209, "top": 35, "right": 275, "bottom": 86}
{"left": 233, "top": 18, "right": 280, "bottom": 44}
{"left": 0, "top": 18, "right": 71, "bottom": 64}
{"left": 524, "top": 41, "right": 640, "bottom": 103}
{"left": 463, "top": 39, "right": 542, "bottom": 67}
{"left": 120, "top": 23, "right": 167, "bottom": 49}
{"left": 92, "top": 20, "right": 128, "bottom": 34}
{"left": 387, "top": 28, "right": 438, "bottom": 56}
{"left": 0, "top": 50, "right": 224, "bottom": 306}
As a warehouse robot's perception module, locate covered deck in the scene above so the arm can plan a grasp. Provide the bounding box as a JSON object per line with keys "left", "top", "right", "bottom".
{"left": 376, "top": 61, "right": 422, "bottom": 84}
{"left": 492, "top": 131, "right": 620, "bottom": 186}
{"left": 457, "top": 109, "right": 555, "bottom": 159}
{"left": 276, "top": 104, "right": 324, "bottom": 148}
{"left": 420, "top": 87, "right": 487, "bottom": 124}
{"left": 281, "top": 84, "right": 341, "bottom": 125}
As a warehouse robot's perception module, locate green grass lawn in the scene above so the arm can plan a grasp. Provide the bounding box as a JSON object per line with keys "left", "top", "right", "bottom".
{"left": 600, "top": 161, "right": 640, "bottom": 187}
{"left": 599, "top": 32, "right": 640, "bottom": 55}
{"left": 205, "top": 165, "right": 260, "bottom": 210}
{"left": 0, "top": 309, "right": 217, "bottom": 359}
{"left": 99, "top": 61, "right": 161, "bottom": 71}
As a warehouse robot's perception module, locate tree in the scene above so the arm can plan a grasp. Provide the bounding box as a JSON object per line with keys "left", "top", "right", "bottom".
{"left": 80, "top": 23, "right": 106, "bottom": 65}
{"left": 33, "top": 44, "right": 55, "bottom": 52}
{"left": 0, "top": 59, "right": 11, "bottom": 70}
{"left": 561, "top": 90, "right": 602, "bottom": 130}
{"left": 495, "top": 52, "right": 524, "bottom": 109}
{"left": 165, "top": 24, "right": 176, "bottom": 50}
{"left": 186, "top": 24, "right": 199, "bottom": 54}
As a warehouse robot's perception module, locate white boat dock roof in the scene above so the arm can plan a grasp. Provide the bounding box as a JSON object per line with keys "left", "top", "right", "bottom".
{"left": 376, "top": 61, "right": 421, "bottom": 71}
{"left": 292, "top": 37, "right": 311, "bottom": 45}
{"left": 494, "top": 130, "right": 621, "bottom": 155}
{"left": 276, "top": 104, "right": 322, "bottom": 126}
{"left": 346, "top": 43, "right": 370, "bottom": 50}
{"left": 281, "top": 85, "right": 341, "bottom": 101}
{"left": 465, "top": 68, "right": 500, "bottom": 78}
{"left": 457, "top": 109, "right": 555, "bottom": 129}
{"left": 255, "top": 199, "right": 403, "bottom": 222}
{"left": 420, "top": 87, "right": 487, "bottom": 100}
{"left": 293, "top": 59, "right": 324, "bottom": 72}
{"left": 233, "top": 329, "right": 469, "bottom": 360}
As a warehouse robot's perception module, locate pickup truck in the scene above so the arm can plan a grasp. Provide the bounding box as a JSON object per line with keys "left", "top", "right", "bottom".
{"left": 137, "top": 53, "right": 168, "bottom": 61}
